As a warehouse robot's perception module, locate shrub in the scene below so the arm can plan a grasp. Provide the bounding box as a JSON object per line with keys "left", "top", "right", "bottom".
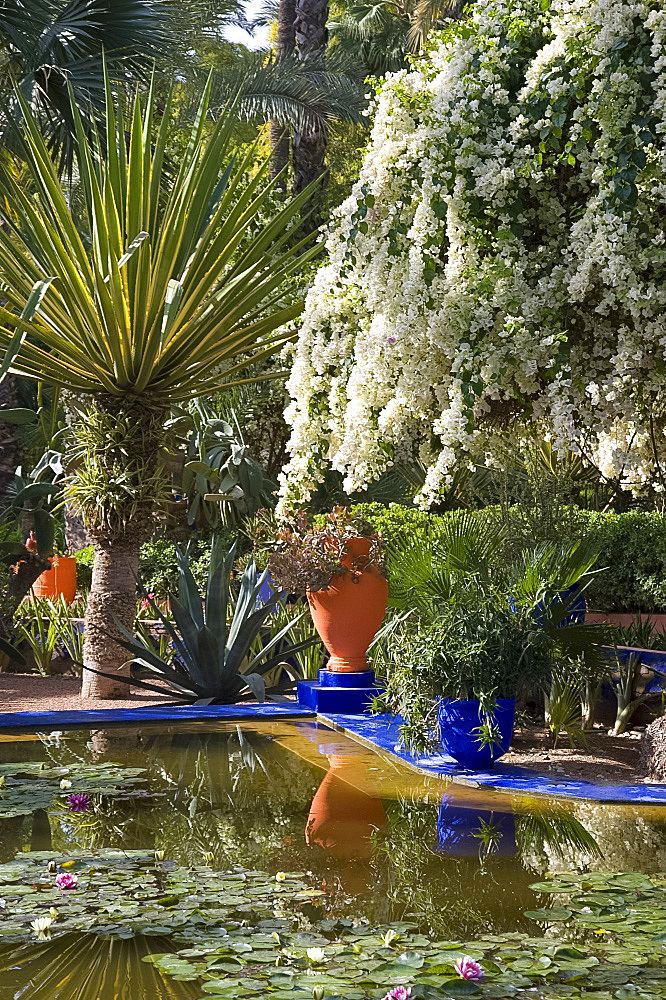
{"left": 572, "top": 511, "right": 666, "bottom": 614}
{"left": 351, "top": 504, "right": 666, "bottom": 614}
{"left": 74, "top": 546, "right": 94, "bottom": 592}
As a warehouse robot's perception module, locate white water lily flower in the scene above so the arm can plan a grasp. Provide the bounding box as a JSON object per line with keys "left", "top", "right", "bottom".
{"left": 59, "top": 779, "right": 72, "bottom": 790}
{"left": 31, "top": 916, "right": 53, "bottom": 939}
{"left": 306, "top": 948, "right": 326, "bottom": 964}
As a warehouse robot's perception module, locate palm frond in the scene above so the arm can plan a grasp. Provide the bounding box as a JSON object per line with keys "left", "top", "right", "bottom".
{"left": 407, "top": 0, "right": 463, "bottom": 52}
{"left": 516, "top": 810, "right": 603, "bottom": 860}
{"left": 0, "top": 0, "right": 175, "bottom": 172}
{"left": 209, "top": 54, "right": 367, "bottom": 134}
{"left": 0, "top": 71, "right": 320, "bottom": 402}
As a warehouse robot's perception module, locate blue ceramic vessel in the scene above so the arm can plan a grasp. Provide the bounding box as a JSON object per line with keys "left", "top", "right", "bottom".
{"left": 438, "top": 696, "right": 515, "bottom": 769}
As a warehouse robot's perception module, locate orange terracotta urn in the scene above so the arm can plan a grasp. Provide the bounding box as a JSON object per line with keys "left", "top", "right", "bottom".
{"left": 307, "top": 538, "right": 388, "bottom": 673}
{"left": 31, "top": 555, "right": 77, "bottom": 603}
{"left": 305, "top": 755, "right": 386, "bottom": 859}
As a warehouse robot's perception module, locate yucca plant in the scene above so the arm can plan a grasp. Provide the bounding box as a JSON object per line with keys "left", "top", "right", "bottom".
{"left": 89, "top": 539, "right": 315, "bottom": 703}
{"left": 0, "top": 73, "right": 318, "bottom": 697}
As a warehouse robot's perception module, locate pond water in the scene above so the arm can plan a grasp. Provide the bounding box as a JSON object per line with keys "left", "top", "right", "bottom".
{"left": 0, "top": 720, "right": 666, "bottom": 999}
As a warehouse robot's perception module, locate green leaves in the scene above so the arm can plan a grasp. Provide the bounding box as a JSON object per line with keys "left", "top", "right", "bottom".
{"left": 93, "top": 538, "right": 310, "bottom": 702}
{"left": 0, "top": 70, "right": 318, "bottom": 403}
{"left": 0, "top": 761, "right": 147, "bottom": 819}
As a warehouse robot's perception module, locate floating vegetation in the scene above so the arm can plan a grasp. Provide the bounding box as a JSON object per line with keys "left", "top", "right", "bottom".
{"left": 1, "top": 855, "right": 666, "bottom": 998}
{"left": 0, "top": 762, "right": 149, "bottom": 819}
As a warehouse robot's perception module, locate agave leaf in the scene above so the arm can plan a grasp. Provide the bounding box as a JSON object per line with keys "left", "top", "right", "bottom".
{"left": 242, "top": 672, "right": 266, "bottom": 702}
{"left": 79, "top": 663, "right": 193, "bottom": 699}
{"left": 250, "top": 638, "right": 320, "bottom": 677}
{"left": 130, "top": 657, "right": 200, "bottom": 694}
{"left": 227, "top": 559, "right": 263, "bottom": 647}
{"left": 195, "top": 625, "right": 223, "bottom": 696}
{"left": 226, "top": 602, "right": 278, "bottom": 674}
{"left": 168, "top": 595, "right": 205, "bottom": 678}
{"left": 243, "top": 611, "right": 306, "bottom": 673}
{"left": 131, "top": 593, "right": 196, "bottom": 676}
{"left": 205, "top": 538, "right": 233, "bottom": 651}
{"left": 176, "top": 545, "right": 204, "bottom": 630}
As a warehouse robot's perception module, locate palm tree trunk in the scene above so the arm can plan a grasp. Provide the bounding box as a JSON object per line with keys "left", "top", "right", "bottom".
{"left": 81, "top": 532, "right": 140, "bottom": 699}
{"left": 269, "top": 0, "right": 297, "bottom": 191}
{"left": 293, "top": 0, "right": 329, "bottom": 221}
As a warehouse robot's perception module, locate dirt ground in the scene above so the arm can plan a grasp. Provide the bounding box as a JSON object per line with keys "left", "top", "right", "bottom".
{"left": 502, "top": 722, "right": 646, "bottom": 784}
{"left": 0, "top": 673, "right": 174, "bottom": 713}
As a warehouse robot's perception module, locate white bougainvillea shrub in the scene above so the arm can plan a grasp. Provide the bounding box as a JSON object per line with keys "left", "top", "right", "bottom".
{"left": 280, "top": 0, "right": 666, "bottom": 507}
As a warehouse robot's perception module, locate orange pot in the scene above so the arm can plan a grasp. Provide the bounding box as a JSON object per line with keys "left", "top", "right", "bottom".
{"left": 307, "top": 537, "right": 388, "bottom": 672}
{"left": 32, "top": 555, "right": 77, "bottom": 603}
{"left": 305, "top": 755, "right": 386, "bottom": 859}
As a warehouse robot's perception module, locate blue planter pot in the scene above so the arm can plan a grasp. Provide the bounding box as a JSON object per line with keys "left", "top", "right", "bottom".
{"left": 438, "top": 697, "right": 515, "bottom": 769}
{"left": 436, "top": 794, "right": 517, "bottom": 857}
{"left": 255, "top": 571, "right": 278, "bottom": 609}
{"left": 535, "top": 584, "right": 586, "bottom": 627}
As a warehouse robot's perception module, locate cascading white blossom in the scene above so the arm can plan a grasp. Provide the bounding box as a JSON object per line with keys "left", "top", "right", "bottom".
{"left": 280, "top": 0, "right": 666, "bottom": 507}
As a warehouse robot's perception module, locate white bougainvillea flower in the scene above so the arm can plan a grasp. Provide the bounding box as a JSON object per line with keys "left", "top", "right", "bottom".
{"left": 281, "top": 0, "right": 666, "bottom": 507}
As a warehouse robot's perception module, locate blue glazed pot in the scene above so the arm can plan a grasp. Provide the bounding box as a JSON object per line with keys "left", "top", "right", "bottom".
{"left": 436, "top": 794, "right": 517, "bottom": 857}
{"left": 255, "top": 571, "right": 277, "bottom": 609}
{"left": 438, "top": 697, "right": 515, "bottom": 769}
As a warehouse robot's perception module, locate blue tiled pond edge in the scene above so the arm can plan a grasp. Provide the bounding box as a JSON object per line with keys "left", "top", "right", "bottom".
{"left": 320, "top": 712, "right": 666, "bottom": 806}
{"left": 0, "top": 700, "right": 663, "bottom": 805}
{"left": 0, "top": 702, "right": 316, "bottom": 730}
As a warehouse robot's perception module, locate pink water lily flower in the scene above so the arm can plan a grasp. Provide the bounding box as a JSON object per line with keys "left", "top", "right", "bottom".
{"left": 55, "top": 872, "right": 78, "bottom": 890}
{"left": 383, "top": 987, "right": 411, "bottom": 1000}
{"left": 455, "top": 955, "right": 483, "bottom": 981}
{"left": 67, "top": 794, "right": 90, "bottom": 812}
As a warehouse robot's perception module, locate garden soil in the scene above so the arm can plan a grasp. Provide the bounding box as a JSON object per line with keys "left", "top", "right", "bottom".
{"left": 503, "top": 723, "right": 645, "bottom": 784}
{"left": 0, "top": 673, "right": 172, "bottom": 712}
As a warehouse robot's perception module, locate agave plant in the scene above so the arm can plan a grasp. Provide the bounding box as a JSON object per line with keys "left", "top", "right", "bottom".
{"left": 85, "top": 540, "right": 315, "bottom": 703}
{"left": 0, "top": 71, "right": 317, "bottom": 698}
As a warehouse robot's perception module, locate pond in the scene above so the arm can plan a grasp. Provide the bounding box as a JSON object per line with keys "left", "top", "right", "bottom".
{"left": 0, "top": 720, "right": 666, "bottom": 999}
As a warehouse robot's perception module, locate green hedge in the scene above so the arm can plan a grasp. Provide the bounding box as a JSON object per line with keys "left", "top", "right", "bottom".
{"left": 351, "top": 503, "right": 666, "bottom": 614}
{"left": 72, "top": 506, "right": 666, "bottom": 613}
{"left": 572, "top": 511, "right": 666, "bottom": 613}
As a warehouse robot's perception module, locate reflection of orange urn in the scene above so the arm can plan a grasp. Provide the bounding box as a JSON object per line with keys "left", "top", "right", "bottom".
{"left": 306, "top": 538, "right": 388, "bottom": 672}
{"left": 305, "top": 755, "right": 386, "bottom": 859}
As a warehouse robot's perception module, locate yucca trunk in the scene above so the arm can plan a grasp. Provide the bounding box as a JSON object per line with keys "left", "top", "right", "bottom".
{"left": 81, "top": 532, "right": 141, "bottom": 699}
{"left": 0, "top": 375, "right": 20, "bottom": 501}
{"left": 72, "top": 398, "right": 168, "bottom": 700}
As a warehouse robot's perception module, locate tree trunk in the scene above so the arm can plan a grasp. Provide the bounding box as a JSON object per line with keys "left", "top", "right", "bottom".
{"left": 293, "top": 0, "right": 329, "bottom": 222}
{"left": 72, "top": 396, "right": 168, "bottom": 701}
{"left": 269, "top": 0, "right": 297, "bottom": 191}
{"left": 81, "top": 532, "right": 140, "bottom": 699}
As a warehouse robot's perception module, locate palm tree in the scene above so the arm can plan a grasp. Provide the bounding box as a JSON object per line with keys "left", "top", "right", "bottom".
{"left": 293, "top": 0, "right": 329, "bottom": 216}
{"left": 329, "top": 0, "right": 464, "bottom": 77}
{"left": 0, "top": 0, "right": 172, "bottom": 172}
{"left": 269, "top": 0, "right": 297, "bottom": 189}
{"left": 0, "top": 76, "right": 318, "bottom": 699}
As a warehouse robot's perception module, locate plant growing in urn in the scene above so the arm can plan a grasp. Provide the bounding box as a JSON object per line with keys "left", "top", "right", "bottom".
{"left": 267, "top": 507, "right": 387, "bottom": 672}
{"left": 0, "top": 76, "right": 317, "bottom": 698}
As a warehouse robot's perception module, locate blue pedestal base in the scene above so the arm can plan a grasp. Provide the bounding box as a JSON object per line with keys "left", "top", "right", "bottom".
{"left": 297, "top": 669, "right": 382, "bottom": 713}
